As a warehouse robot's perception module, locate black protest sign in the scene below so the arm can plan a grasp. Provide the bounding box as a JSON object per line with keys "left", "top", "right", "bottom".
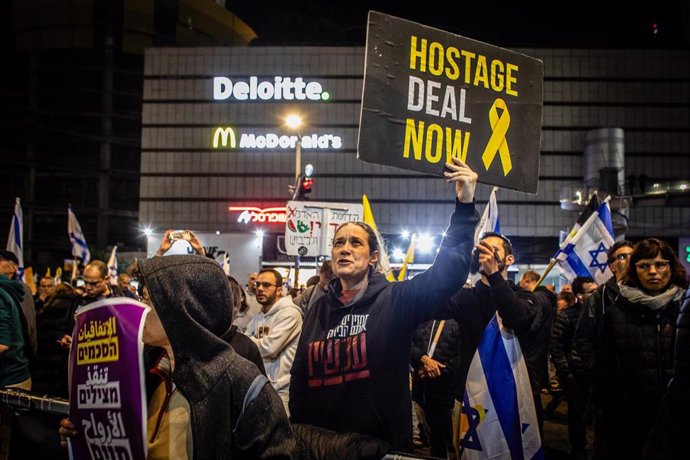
{"left": 358, "top": 11, "right": 543, "bottom": 194}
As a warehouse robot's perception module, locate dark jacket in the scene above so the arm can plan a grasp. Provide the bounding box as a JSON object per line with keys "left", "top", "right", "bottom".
{"left": 0, "top": 275, "right": 30, "bottom": 387}
{"left": 64, "top": 285, "right": 125, "bottom": 337}
{"left": 222, "top": 325, "right": 267, "bottom": 376}
{"left": 410, "top": 319, "right": 460, "bottom": 406}
{"left": 593, "top": 285, "right": 683, "bottom": 460}
{"left": 525, "top": 286, "right": 556, "bottom": 390}
{"left": 32, "top": 286, "right": 80, "bottom": 397}
{"left": 583, "top": 277, "right": 621, "bottom": 343}
{"left": 550, "top": 302, "right": 591, "bottom": 385}
{"left": 644, "top": 289, "right": 690, "bottom": 460}
{"left": 138, "top": 255, "right": 297, "bottom": 459}
{"left": 435, "top": 274, "right": 538, "bottom": 401}
{"left": 289, "top": 200, "right": 477, "bottom": 452}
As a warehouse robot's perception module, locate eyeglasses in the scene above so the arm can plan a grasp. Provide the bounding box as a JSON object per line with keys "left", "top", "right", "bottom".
{"left": 254, "top": 281, "right": 278, "bottom": 289}
{"left": 615, "top": 253, "right": 631, "bottom": 261}
{"left": 82, "top": 279, "right": 103, "bottom": 287}
{"left": 635, "top": 260, "right": 670, "bottom": 272}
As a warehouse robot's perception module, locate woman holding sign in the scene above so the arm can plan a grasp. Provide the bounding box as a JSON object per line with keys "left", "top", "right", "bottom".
{"left": 289, "top": 157, "right": 478, "bottom": 452}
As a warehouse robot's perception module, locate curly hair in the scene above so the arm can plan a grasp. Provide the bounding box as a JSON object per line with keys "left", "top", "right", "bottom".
{"left": 625, "top": 238, "right": 688, "bottom": 290}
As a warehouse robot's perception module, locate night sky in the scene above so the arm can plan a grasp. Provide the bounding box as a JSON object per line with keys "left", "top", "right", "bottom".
{"left": 229, "top": 1, "right": 690, "bottom": 49}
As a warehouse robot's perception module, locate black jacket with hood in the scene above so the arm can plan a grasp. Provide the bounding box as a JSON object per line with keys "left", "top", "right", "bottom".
{"left": 138, "top": 255, "right": 296, "bottom": 459}
{"left": 289, "top": 200, "right": 477, "bottom": 452}
{"left": 436, "top": 275, "right": 537, "bottom": 401}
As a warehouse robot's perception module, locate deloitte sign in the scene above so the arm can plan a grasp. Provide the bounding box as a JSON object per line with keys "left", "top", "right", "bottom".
{"left": 213, "top": 76, "right": 329, "bottom": 101}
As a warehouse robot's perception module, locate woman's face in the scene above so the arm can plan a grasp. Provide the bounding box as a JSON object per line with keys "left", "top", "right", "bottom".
{"left": 331, "top": 224, "right": 379, "bottom": 283}
{"left": 634, "top": 254, "right": 672, "bottom": 295}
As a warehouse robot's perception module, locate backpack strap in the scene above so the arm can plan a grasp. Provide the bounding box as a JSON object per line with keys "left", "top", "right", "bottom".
{"left": 233, "top": 374, "right": 269, "bottom": 433}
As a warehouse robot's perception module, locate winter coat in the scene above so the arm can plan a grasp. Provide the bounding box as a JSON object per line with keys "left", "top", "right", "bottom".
{"left": 644, "top": 289, "right": 690, "bottom": 460}
{"left": 525, "top": 286, "right": 556, "bottom": 391}
{"left": 289, "top": 200, "right": 477, "bottom": 452}
{"left": 550, "top": 302, "right": 591, "bottom": 388}
{"left": 0, "top": 275, "right": 30, "bottom": 387}
{"left": 593, "top": 285, "right": 683, "bottom": 460}
{"left": 410, "top": 319, "right": 460, "bottom": 406}
{"left": 138, "top": 255, "right": 297, "bottom": 459}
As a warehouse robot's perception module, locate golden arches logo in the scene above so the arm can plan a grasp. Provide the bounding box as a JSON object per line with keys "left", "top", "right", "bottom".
{"left": 213, "top": 127, "right": 237, "bottom": 148}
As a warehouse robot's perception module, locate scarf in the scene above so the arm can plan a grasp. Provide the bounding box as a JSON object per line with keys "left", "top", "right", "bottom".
{"left": 619, "top": 284, "right": 684, "bottom": 311}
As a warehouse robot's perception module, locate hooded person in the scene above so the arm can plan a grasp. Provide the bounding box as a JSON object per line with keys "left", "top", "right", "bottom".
{"left": 60, "top": 255, "right": 297, "bottom": 459}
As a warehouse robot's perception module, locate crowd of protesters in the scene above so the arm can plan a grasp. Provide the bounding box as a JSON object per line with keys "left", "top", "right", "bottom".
{"left": 1, "top": 159, "right": 689, "bottom": 459}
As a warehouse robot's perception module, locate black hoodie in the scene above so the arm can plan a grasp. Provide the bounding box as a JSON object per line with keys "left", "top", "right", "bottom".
{"left": 137, "top": 255, "right": 296, "bottom": 459}
{"left": 289, "top": 200, "right": 477, "bottom": 452}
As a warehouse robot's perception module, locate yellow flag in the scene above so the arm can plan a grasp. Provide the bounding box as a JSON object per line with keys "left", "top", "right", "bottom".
{"left": 23, "top": 267, "right": 36, "bottom": 295}
{"left": 45, "top": 267, "right": 51, "bottom": 277}
{"left": 362, "top": 194, "right": 395, "bottom": 281}
{"left": 397, "top": 233, "right": 417, "bottom": 281}
{"left": 362, "top": 194, "right": 378, "bottom": 233}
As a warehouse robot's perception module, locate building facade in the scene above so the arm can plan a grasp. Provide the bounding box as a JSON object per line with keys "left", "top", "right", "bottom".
{"left": 139, "top": 46, "right": 689, "bottom": 272}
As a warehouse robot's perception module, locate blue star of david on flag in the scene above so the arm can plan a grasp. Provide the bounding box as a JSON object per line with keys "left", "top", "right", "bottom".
{"left": 555, "top": 200, "right": 615, "bottom": 285}
{"left": 588, "top": 242, "right": 609, "bottom": 273}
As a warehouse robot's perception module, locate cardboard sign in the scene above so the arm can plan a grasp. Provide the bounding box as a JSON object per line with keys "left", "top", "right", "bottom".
{"left": 68, "top": 299, "right": 149, "bottom": 460}
{"left": 285, "top": 201, "right": 364, "bottom": 257}
{"left": 358, "top": 11, "right": 543, "bottom": 193}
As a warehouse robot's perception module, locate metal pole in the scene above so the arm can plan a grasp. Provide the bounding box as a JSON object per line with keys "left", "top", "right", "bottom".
{"left": 294, "top": 137, "right": 302, "bottom": 185}
{"left": 292, "top": 136, "right": 302, "bottom": 287}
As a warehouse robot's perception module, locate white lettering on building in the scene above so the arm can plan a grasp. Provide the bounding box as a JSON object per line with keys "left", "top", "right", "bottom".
{"left": 213, "top": 76, "right": 329, "bottom": 101}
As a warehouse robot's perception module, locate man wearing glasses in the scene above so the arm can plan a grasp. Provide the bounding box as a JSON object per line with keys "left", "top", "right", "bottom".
{"left": 245, "top": 268, "right": 302, "bottom": 416}
{"left": 582, "top": 240, "right": 634, "bottom": 334}
{"left": 58, "top": 260, "right": 124, "bottom": 348}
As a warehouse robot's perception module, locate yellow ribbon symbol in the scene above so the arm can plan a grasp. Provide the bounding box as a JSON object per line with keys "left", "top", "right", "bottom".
{"left": 481, "top": 98, "right": 512, "bottom": 176}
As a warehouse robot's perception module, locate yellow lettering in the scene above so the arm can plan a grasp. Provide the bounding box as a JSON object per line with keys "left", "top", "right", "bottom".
{"left": 461, "top": 50, "right": 475, "bottom": 85}
{"left": 473, "top": 55, "right": 489, "bottom": 89}
{"left": 445, "top": 47, "right": 460, "bottom": 80}
{"left": 428, "top": 42, "right": 444, "bottom": 76}
{"left": 404, "top": 119, "right": 471, "bottom": 165}
{"left": 409, "top": 36, "right": 427, "bottom": 72}
{"left": 490, "top": 60, "right": 505, "bottom": 93}
{"left": 425, "top": 124, "right": 444, "bottom": 163}
{"left": 506, "top": 64, "right": 518, "bottom": 96}
{"left": 445, "top": 128, "right": 471, "bottom": 163}
{"left": 403, "top": 119, "right": 425, "bottom": 160}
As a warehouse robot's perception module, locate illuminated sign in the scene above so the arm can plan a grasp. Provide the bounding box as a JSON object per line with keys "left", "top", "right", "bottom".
{"left": 229, "top": 206, "right": 286, "bottom": 224}
{"left": 213, "top": 76, "right": 330, "bottom": 101}
{"left": 213, "top": 127, "right": 342, "bottom": 149}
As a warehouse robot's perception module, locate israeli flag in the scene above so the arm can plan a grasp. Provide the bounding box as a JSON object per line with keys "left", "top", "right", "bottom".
{"left": 470, "top": 187, "right": 501, "bottom": 284}
{"left": 68, "top": 205, "right": 91, "bottom": 265}
{"left": 107, "top": 245, "right": 118, "bottom": 285}
{"left": 556, "top": 200, "right": 615, "bottom": 285}
{"left": 458, "top": 315, "right": 543, "bottom": 460}
{"left": 474, "top": 187, "right": 501, "bottom": 243}
{"left": 5, "top": 197, "right": 24, "bottom": 280}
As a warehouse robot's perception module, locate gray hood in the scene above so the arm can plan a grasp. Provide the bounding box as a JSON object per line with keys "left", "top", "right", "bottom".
{"left": 137, "top": 255, "right": 234, "bottom": 402}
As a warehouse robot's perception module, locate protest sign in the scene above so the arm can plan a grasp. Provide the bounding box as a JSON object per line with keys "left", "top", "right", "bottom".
{"left": 359, "top": 11, "right": 543, "bottom": 193}
{"left": 285, "top": 201, "right": 363, "bottom": 257}
{"left": 68, "top": 299, "right": 148, "bottom": 460}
